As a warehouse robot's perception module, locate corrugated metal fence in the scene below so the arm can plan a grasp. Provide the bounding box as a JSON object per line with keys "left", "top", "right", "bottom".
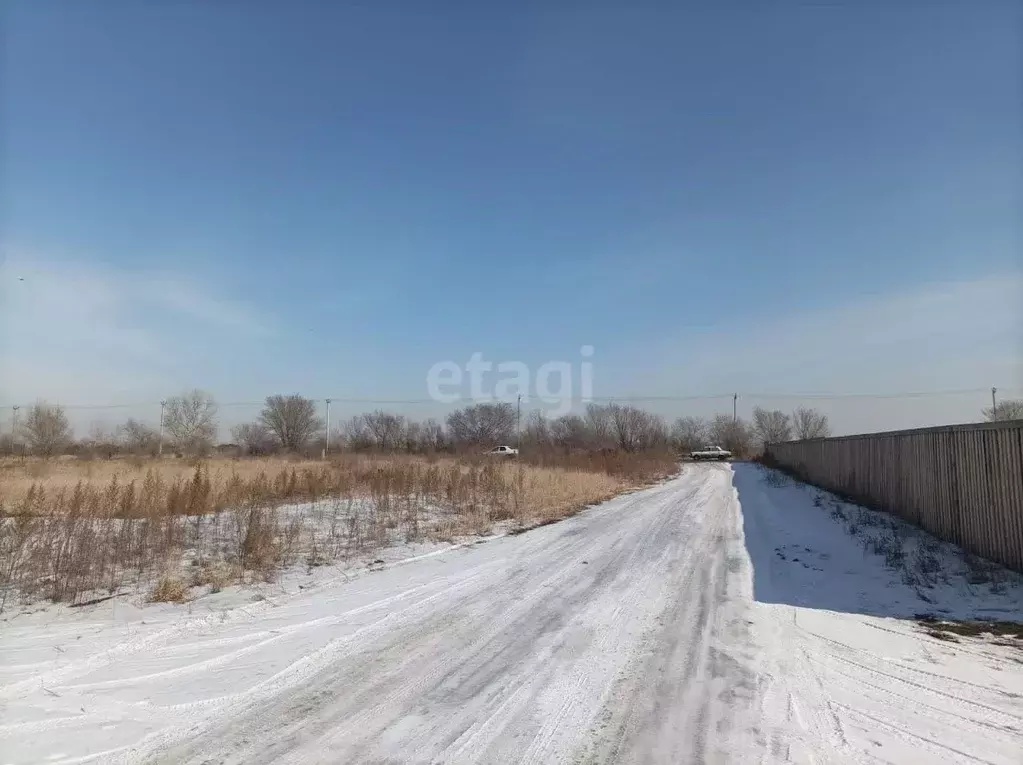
{"left": 764, "top": 420, "right": 1023, "bottom": 572}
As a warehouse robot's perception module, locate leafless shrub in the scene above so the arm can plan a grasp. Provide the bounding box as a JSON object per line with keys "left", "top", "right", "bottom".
{"left": 20, "top": 402, "right": 72, "bottom": 457}
{"left": 792, "top": 407, "right": 831, "bottom": 439}
{"left": 231, "top": 422, "right": 278, "bottom": 456}
{"left": 77, "top": 422, "right": 119, "bottom": 460}
{"left": 709, "top": 414, "right": 754, "bottom": 457}
{"left": 521, "top": 448, "right": 677, "bottom": 482}
{"left": 417, "top": 418, "right": 447, "bottom": 452}
{"left": 0, "top": 514, "right": 40, "bottom": 611}
{"left": 191, "top": 560, "right": 242, "bottom": 592}
{"left": 119, "top": 418, "right": 161, "bottom": 456}
{"left": 607, "top": 403, "right": 667, "bottom": 452}
{"left": 340, "top": 415, "right": 372, "bottom": 451}
{"left": 983, "top": 399, "right": 1023, "bottom": 422}
{"left": 584, "top": 403, "right": 615, "bottom": 450}
{"left": 530, "top": 406, "right": 618, "bottom": 452}
{"left": 0, "top": 433, "right": 17, "bottom": 456}
{"left": 362, "top": 410, "right": 407, "bottom": 451}
{"left": 522, "top": 410, "right": 552, "bottom": 449}
{"left": 150, "top": 576, "right": 189, "bottom": 603}
{"left": 164, "top": 390, "right": 218, "bottom": 456}
{"left": 962, "top": 552, "right": 1008, "bottom": 589}
{"left": 403, "top": 420, "right": 426, "bottom": 453}
{"left": 761, "top": 468, "right": 791, "bottom": 488}
{"left": 857, "top": 510, "right": 886, "bottom": 528}
{"left": 550, "top": 414, "right": 590, "bottom": 450}
{"left": 912, "top": 536, "right": 943, "bottom": 585}
{"left": 863, "top": 529, "right": 906, "bottom": 570}
{"left": 671, "top": 416, "right": 708, "bottom": 454}
{"left": 239, "top": 508, "right": 285, "bottom": 577}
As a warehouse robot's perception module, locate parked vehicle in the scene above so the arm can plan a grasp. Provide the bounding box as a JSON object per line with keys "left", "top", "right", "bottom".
{"left": 486, "top": 445, "right": 519, "bottom": 456}
{"left": 690, "top": 445, "right": 732, "bottom": 461}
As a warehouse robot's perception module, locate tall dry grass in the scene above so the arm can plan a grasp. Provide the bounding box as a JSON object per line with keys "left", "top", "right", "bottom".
{"left": 0, "top": 452, "right": 677, "bottom": 608}
{"left": 0, "top": 454, "right": 334, "bottom": 504}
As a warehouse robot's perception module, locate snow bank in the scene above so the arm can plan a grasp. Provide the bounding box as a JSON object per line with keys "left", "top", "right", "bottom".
{"left": 733, "top": 463, "right": 1023, "bottom": 622}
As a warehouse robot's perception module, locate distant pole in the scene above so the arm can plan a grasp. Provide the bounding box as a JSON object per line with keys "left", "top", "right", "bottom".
{"left": 158, "top": 400, "right": 166, "bottom": 456}
{"left": 323, "top": 398, "right": 331, "bottom": 459}
{"left": 516, "top": 394, "right": 522, "bottom": 448}
{"left": 11, "top": 405, "right": 20, "bottom": 456}
{"left": 733, "top": 393, "right": 738, "bottom": 423}
{"left": 991, "top": 387, "right": 997, "bottom": 418}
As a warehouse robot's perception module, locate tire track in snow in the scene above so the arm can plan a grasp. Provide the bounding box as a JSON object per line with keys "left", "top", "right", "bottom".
{"left": 140, "top": 473, "right": 707, "bottom": 765}
{"left": 819, "top": 660, "right": 1021, "bottom": 736}
{"left": 578, "top": 469, "right": 748, "bottom": 764}
{"left": 834, "top": 703, "right": 1007, "bottom": 765}
{"left": 814, "top": 651, "right": 1023, "bottom": 726}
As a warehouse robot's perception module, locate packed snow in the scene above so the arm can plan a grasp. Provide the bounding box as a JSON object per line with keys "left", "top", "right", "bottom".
{"left": 1, "top": 463, "right": 1020, "bottom": 764}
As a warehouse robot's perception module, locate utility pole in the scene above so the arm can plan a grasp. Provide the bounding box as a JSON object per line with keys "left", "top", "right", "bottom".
{"left": 733, "top": 393, "right": 738, "bottom": 423}
{"left": 991, "top": 387, "right": 998, "bottom": 419}
{"left": 323, "top": 398, "right": 331, "bottom": 459}
{"left": 516, "top": 394, "right": 522, "bottom": 449}
{"left": 11, "top": 405, "right": 20, "bottom": 456}
{"left": 158, "top": 400, "right": 166, "bottom": 457}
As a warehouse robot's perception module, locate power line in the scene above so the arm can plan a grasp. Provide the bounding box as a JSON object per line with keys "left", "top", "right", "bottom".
{"left": 0, "top": 387, "right": 1018, "bottom": 412}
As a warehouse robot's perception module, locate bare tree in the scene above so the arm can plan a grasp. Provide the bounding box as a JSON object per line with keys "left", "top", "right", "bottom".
{"left": 446, "top": 403, "right": 516, "bottom": 447}
{"left": 791, "top": 407, "right": 831, "bottom": 440}
{"left": 983, "top": 399, "right": 1023, "bottom": 422}
{"left": 523, "top": 410, "right": 552, "bottom": 449}
{"left": 419, "top": 418, "right": 447, "bottom": 452}
{"left": 709, "top": 414, "right": 754, "bottom": 457}
{"left": 671, "top": 416, "right": 708, "bottom": 453}
{"left": 394, "top": 418, "right": 448, "bottom": 453}
{"left": 119, "top": 418, "right": 161, "bottom": 456}
{"left": 341, "top": 415, "right": 372, "bottom": 451}
{"left": 608, "top": 403, "right": 664, "bottom": 452}
{"left": 87, "top": 422, "right": 108, "bottom": 444}
{"left": 231, "top": 422, "right": 277, "bottom": 455}
{"left": 752, "top": 407, "right": 792, "bottom": 446}
{"left": 362, "top": 410, "right": 407, "bottom": 451}
{"left": 81, "top": 421, "right": 119, "bottom": 459}
{"left": 608, "top": 404, "right": 640, "bottom": 452}
{"left": 164, "top": 389, "right": 218, "bottom": 455}
{"left": 584, "top": 404, "right": 614, "bottom": 449}
{"left": 551, "top": 414, "right": 590, "bottom": 450}
{"left": 20, "top": 402, "right": 72, "bottom": 457}
{"left": 403, "top": 420, "right": 426, "bottom": 453}
{"left": 259, "top": 394, "right": 322, "bottom": 451}
{"left": 638, "top": 412, "right": 669, "bottom": 451}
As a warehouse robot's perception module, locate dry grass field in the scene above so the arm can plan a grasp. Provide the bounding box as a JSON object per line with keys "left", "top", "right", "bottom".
{"left": 1, "top": 455, "right": 343, "bottom": 503}
{"left": 0, "top": 451, "right": 677, "bottom": 607}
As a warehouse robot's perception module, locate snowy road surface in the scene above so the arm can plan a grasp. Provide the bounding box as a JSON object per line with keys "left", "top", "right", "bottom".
{"left": 2, "top": 464, "right": 1022, "bottom": 764}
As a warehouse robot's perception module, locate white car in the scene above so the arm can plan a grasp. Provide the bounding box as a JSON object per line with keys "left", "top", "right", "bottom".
{"left": 690, "top": 445, "right": 732, "bottom": 461}
{"left": 486, "top": 445, "right": 519, "bottom": 456}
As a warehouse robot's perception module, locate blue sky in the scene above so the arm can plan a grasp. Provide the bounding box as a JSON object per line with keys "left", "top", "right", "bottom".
{"left": 2, "top": 2, "right": 1021, "bottom": 434}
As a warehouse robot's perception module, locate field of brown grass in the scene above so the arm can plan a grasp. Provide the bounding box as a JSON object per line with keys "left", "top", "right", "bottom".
{"left": 1, "top": 455, "right": 343, "bottom": 503}
{"left": 0, "top": 451, "right": 677, "bottom": 608}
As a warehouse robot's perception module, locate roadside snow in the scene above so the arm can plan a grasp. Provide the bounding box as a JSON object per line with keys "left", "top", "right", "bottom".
{"left": 1, "top": 464, "right": 1020, "bottom": 764}
{"left": 734, "top": 465, "right": 1023, "bottom": 622}
{"left": 733, "top": 463, "right": 1023, "bottom": 765}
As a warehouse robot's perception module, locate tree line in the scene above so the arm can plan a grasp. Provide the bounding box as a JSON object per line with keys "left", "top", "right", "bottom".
{"left": 5, "top": 390, "right": 1022, "bottom": 459}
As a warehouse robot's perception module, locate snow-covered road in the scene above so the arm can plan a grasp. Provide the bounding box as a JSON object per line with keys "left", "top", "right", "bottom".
{"left": 2, "top": 464, "right": 1021, "bottom": 764}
